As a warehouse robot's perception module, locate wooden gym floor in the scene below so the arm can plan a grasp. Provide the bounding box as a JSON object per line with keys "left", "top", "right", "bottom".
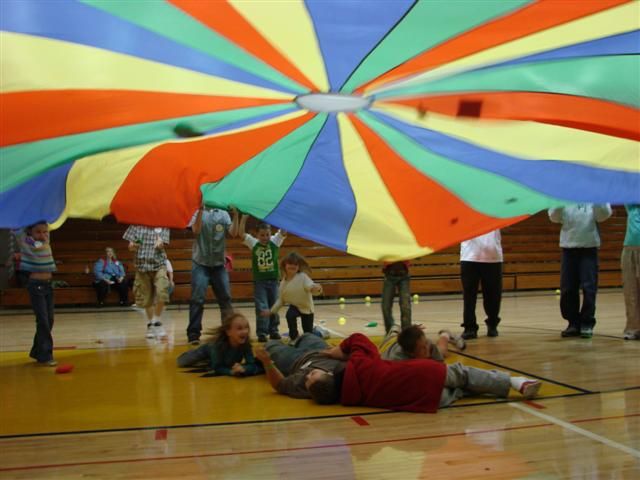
{"left": 0, "top": 289, "right": 638, "bottom": 479}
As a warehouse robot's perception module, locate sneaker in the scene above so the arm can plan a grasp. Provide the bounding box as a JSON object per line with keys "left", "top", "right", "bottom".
{"left": 257, "top": 335, "right": 268, "bottom": 343}
{"left": 438, "top": 329, "right": 465, "bottom": 350}
{"left": 580, "top": 327, "right": 593, "bottom": 339}
{"left": 623, "top": 332, "right": 639, "bottom": 340}
{"left": 38, "top": 359, "right": 58, "bottom": 367}
{"left": 145, "top": 323, "right": 155, "bottom": 339}
{"left": 451, "top": 334, "right": 466, "bottom": 350}
{"left": 561, "top": 326, "right": 580, "bottom": 338}
{"left": 461, "top": 330, "right": 478, "bottom": 340}
{"left": 269, "top": 332, "right": 281, "bottom": 340}
{"left": 188, "top": 339, "right": 200, "bottom": 346}
{"left": 519, "top": 380, "right": 542, "bottom": 399}
{"left": 487, "top": 325, "right": 499, "bottom": 338}
{"left": 152, "top": 322, "right": 167, "bottom": 339}
{"left": 313, "top": 325, "right": 331, "bottom": 339}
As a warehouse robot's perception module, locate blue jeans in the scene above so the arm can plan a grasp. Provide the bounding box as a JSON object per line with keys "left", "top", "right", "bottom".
{"left": 176, "top": 343, "right": 212, "bottom": 368}
{"left": 560, "top": 248, "right": 598, "bottom": 329}
{"left": 188, "top": 262, "right": 233, "bottom": 341}
{"left": 265, "top": 334, "right": 328, "bottom": 375}
{"left": 381, "top": 273, "right": 411, "bottom": 333}
{"left": 27, "top": 279, "right": 55, "bottom": 362}
{"left": 254, "top": 279, "right": 280, "bottom": 337}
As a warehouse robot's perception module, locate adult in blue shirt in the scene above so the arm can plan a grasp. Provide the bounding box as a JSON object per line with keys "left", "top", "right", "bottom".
{"left": 93, "top": 247, "right": 129, "bottom": 306}
{"left": 187, "top": 206, "right": 238, "bottom": 345}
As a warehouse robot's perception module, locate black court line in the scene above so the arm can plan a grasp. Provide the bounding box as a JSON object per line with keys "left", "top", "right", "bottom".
{"left": 454, "top": 349, "right": 593, "bottom": 394}
{"left": 5, "top": 386, "right": 637, "bottom": 441}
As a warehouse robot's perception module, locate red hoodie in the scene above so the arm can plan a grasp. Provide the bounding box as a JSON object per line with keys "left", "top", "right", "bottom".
{"left": 339, "top": 334, "right": 446, "bottom": 413}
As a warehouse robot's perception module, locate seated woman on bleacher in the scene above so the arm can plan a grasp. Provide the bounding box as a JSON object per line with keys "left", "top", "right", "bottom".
{"left": 93, "top": 247, "right": 129, "bottom": 306}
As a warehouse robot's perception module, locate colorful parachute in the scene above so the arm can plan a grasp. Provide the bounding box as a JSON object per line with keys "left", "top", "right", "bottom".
{"left": 1, "top": 0, "right": 639, "bottom": 260}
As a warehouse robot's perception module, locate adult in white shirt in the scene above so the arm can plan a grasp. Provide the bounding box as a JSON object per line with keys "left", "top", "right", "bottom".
{"left": 459, "top": 230, "right": 503, "bottom": 339}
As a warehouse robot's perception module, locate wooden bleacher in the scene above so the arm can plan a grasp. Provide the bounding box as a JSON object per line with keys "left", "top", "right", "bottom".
{"left": 0, "top": 208, "right": 626, "bottom": 307}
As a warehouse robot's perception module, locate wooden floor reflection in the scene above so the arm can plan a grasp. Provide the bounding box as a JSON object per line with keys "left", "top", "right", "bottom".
{"left": 0, "top": 290, "right": 638, "bottom": 479}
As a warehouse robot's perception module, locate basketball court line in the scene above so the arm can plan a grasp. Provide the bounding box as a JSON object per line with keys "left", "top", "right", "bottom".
{"left": 1, "top": 411, "right": 638, "bottom": 473}
{"left": 510, "top": 403, "right": 640, "bottom": 458}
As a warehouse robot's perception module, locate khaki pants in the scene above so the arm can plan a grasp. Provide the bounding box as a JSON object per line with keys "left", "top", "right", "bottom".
{"left": 134, "top": 268, "right": 169, "bottom": 308}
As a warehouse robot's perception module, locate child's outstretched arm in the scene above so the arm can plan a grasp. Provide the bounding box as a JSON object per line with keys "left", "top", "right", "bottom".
{"left": 302, "top": 273, "right": 323, "bottom": 295}
{"left": 270, "top": 295, "right": 283, "bottom": 315}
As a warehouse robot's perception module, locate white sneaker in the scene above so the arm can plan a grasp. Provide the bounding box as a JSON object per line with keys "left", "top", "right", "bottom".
{"left": 439, "top": 329, "right": 466, "bottom": 350}
{"left": 145, "top": 323, "right": 155, "bottom": 339}
{"left": 152, "top": 322, "right": 167, "bottom": 339}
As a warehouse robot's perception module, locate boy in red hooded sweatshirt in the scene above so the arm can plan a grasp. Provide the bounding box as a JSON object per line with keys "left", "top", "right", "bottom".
{"left": 305, "top": 328, "right": 541, "bottom": 412}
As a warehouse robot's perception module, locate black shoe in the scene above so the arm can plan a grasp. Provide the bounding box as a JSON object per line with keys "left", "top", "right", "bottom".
{"left": 257, "top": 335, "right": 268, "bottom": 343}
{"left": 461, "top": 330, "right": 478, "bottom": 340}
{"left": 561, "top": 326, "right": 580, "bottom": 338}
{"left": 487, "top": 326, "right": 499, "bottom": 337}
{"left": 269, "top": 332, "right": 281, "bottom": 340}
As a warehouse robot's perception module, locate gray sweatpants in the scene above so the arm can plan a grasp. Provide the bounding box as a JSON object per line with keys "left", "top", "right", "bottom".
{"left": 439, "top": 363, "right": 511, "bottom": 408}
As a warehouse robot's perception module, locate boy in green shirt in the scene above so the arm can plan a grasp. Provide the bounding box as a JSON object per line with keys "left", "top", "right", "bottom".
{"left": 237, "top": 213, "right": 287, "bottom": 342}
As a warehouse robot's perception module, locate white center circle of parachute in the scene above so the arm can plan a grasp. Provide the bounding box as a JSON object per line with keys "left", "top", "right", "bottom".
{"left": 295, "top": 93, "right": 372, "bottom": 112}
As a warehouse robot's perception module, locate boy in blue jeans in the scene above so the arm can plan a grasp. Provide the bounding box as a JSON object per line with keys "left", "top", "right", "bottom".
{"left": 237, "top": 212, "right": 286, "bottom": 342}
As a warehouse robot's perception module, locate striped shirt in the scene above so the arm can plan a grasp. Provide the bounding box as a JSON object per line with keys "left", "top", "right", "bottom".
{"left": 15, "top": 230, "right": 56, "bottom": 273}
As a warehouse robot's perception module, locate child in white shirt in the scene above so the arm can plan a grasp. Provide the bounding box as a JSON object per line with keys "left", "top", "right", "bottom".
{"left": 268, "top": 252, "right": 322, "bottom": 341}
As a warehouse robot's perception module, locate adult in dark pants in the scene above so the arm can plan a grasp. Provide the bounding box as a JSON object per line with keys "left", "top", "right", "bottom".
{"left": 549, "top": 204, "right": 612, "bottom": 338}
{"left": 92, "top": 247, "right": 129, "bottom": 306}
{"left": 459, "top": 230, "right": 503, "bottom": 339}
{"left": 187, "top": 206, "right": 238, "bottom": 345}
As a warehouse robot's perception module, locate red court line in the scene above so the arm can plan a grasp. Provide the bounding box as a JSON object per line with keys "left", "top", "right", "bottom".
{"left": 155, "top": 429, "right": 168, "bottom": 441}
{"left": 351, "top": 416, "right": 370, "bottom": 426}
{"left": 523, "top": 400, "right": 546, "bottom": 409}
{"left": 1, "top": 412, "right": 637, "bottom": 473}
